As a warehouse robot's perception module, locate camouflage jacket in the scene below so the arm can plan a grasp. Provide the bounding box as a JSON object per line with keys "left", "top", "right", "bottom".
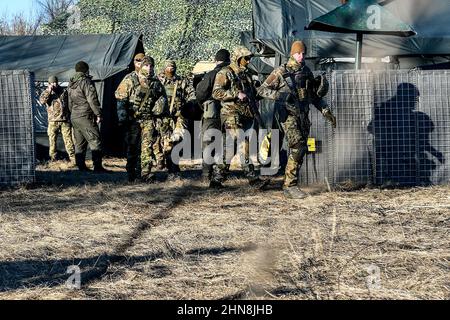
{"left": 115, "top": 71, "right": 140, "bottom": 122}
{"left": 133, "top": 75, "right": 168, "bottom": 121}
{"left": 116, "top": 71, "right": 168, "bottom": 121}
{"left": 68, "top": 72, "right": 101, "bottom": 119}
{"left": 212, "top": 64, "right": 255, "bottom": 119}
{"left": 39, "top": 86, "right": 70, "bottom": 122}
{"left": 157, "top": 73, "right": 196, "bottom": 118}
{"left": 257, "top": 59, "right": 327, "bottom": 115}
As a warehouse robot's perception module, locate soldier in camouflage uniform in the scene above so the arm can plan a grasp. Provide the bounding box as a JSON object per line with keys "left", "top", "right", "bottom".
{"left": 115, "top": 53, "right": 145, "bottom": 182}
{"left": 212, "top": 46, "right": 268, "bottom": 189}
{"left": 131, "top": 56, "right": 168, "bottom": 182}
{"left": 257, "top": 40, "right": 337, "bottom": 199}
{"left": 157, "top": 60, "right": 196, "bottom": 174}
{"left": 40, "top": 75, "right": 75, "bottom": 164}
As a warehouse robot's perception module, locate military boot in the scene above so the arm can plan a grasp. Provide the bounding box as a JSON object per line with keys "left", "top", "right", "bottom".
{"left": 246, "top": 164, "right": 270, "bottom": 190}
{"left": 92, "top": 150, "right": 112, "bottom": 173}
{"left": 283, "top": 186, "right": 308, "bottom": 199}
{"left": 209, "top": 179, "right": 224, "bottom": 189}
{"left": 141, "top": 172, "right": 156, "bottom": 183}
{"left": 75, "top": 153, "right": 90, "bottom": 172}
{"left": 127, "top": 170, "right": 137, "bottom": 183}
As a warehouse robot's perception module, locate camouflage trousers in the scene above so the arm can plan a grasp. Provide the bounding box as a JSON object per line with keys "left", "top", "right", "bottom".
{"left": 214, "top": 115, "right": 257, "bottom": 183}
{"left": 140, "top": 118, "right": 164, "bottom": 177}
{"left": 282, "top": 114, "right": 311, "bottom": 188}
{"left": 158, "top": 116, "right": 186, "bottom": 173}
{"left": 47, "top": 121, "right": 75, "bottom": 161}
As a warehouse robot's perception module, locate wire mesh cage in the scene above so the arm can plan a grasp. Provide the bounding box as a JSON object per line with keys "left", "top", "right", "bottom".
{"left": 298, "top": 69, "right": 450, "bottom": 187}
{"left": 0, "top": 70, "right": 36, "bottom": 186}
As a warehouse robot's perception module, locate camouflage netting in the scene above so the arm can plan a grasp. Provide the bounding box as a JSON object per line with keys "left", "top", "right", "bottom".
{"left": 40, "top": 0, "right": 252, "bottom": 75}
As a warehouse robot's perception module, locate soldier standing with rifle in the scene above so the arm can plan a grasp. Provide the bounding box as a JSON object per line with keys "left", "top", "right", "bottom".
{"left": 157, "top": 60, "right": 196, "bottom": 175}
{"left": 115, "top": 53, "right": 145, "bottom": 182}
{"left": 131, "top": 56, "right": 168, "bottom": 182}
{"left": 257, "top": 40, "right": 337, "bottom": 199}
{"left": 212, "top": 46, "right": 267, "bottom": 189}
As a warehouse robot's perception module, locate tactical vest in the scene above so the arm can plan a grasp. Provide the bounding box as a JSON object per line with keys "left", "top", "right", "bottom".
{"left": 132, "top": 78, "right": 164, "bottom": 120}
{"left": 282, "top": 64, "right": 315, "bottom": 115}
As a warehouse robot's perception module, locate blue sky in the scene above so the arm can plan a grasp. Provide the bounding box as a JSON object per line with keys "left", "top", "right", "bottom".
{"left": 1, "top": 0, "right": 37, "bottom": 19}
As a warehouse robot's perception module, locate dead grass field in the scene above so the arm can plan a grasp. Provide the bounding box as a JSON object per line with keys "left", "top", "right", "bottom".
{"left": 0, "top": 158, "right": 449, "bottom": 300}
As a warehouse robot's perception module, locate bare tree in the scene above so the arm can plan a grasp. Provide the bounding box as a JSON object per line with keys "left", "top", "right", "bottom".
{"left": 35, "top": 0, "right": 76, "bottom": 23}
{"left": 0, "top": 9, "right": 43, "bottom": 35}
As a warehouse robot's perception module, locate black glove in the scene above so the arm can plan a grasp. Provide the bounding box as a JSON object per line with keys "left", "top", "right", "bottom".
{"left": 117, "top": 100, "right": 129, "bottom": 126}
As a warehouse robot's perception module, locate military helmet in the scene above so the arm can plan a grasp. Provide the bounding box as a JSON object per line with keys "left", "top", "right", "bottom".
{"left": 164, "top": 60, "right": 177, "bottom": 69}
{"left": 75, "top": 61, "right": 89, "bottom": 73}
{"left": 232, "top": 46, "right": 253, "bottom": 65}
{"left": 134, "top": 53, "right": 145, "bottom": 62}
{"left": 48, "top": 75, "right": 58, "bottom": 84}
{"left": 141, "top": 56, "right": 155, "bottom": 67}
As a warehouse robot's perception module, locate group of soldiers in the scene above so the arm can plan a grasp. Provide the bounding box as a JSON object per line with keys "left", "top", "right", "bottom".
{"left": 40, "top": 40, "right": 337, "bottom": 199}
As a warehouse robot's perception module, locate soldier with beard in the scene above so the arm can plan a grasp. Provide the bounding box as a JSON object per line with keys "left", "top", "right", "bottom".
{"left": 257, "top": 40, "right": 337, "bottom": 199}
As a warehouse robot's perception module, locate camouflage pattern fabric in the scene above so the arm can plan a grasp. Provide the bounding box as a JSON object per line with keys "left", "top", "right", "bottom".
{"left": 140, "top": 118, "right": 161, "bottom": 177}
{"left": 257, "top": 56, "right": 332, "bottom": 188}
{"left": 131, "top": 62, "right": 168, "bottom": 177}
{"left": 212, "top": 46, "right": 260, "bottom": 183}
{"left": 47, "top": 121, "right": 75, "bottom": 161}
{"left": 40, "top": 87, "right": 70, "bottom": 122}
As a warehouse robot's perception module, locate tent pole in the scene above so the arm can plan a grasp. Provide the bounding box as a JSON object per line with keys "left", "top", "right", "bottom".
{"left": 356, "top": 33, "right": 363, "bottom": 70}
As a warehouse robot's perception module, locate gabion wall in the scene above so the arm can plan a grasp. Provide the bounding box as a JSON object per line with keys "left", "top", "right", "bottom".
{"left": 0, "top": 70, "right": 35, "bottom": 186}
{"left": 300, "top": 70, "right": 450, "bottom": 187}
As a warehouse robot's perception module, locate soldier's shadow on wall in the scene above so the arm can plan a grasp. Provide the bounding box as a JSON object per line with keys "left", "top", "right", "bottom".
{"left": 368, "top": 83, "right": 445, "bottom": 187}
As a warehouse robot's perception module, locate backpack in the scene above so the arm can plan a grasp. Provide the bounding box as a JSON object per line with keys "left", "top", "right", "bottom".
{"left": 195, "top": 68, "right": 220, "bottom": 105}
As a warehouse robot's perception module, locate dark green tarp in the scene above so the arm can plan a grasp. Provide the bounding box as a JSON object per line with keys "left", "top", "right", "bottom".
{"left": 0, "top": 34, "right": 144, "bottom": 156}
{"left": 0, "top": 33, "right": 143, "bottom": 81}
{"left": 252, "top": 0, "right": 450, "bottom": 58}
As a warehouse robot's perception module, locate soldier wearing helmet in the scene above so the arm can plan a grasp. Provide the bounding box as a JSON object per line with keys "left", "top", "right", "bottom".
{"left": 157, "top": 59, "right": 196, "bottom": 175}
{"left": 115, "top": 55, "right": 168, "bottom": 182}
{"left": 115, "top": 53, "right": 147, "bottom": 182}
{"left": 212, "top": 46, "right": 268, "bottom": 189}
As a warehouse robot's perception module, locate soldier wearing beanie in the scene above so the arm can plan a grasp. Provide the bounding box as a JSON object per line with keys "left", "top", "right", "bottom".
{"left": 39, "top": 75, "right": 75, "bottom": 164}
{"left": 68, "top": 61, "right": 110, "bottom": 173}
{"left": 195, "top": 49, "right": 231, "bottom": 186}
{"left": 257, "top": 40, "right": 337, "bottom": 199}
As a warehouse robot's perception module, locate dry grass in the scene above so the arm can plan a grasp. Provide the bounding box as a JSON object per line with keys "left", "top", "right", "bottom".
{"left": 0, "top": 158, "right": 449, "bottom": 300}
